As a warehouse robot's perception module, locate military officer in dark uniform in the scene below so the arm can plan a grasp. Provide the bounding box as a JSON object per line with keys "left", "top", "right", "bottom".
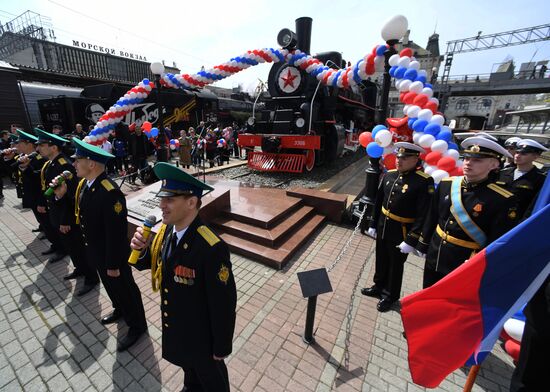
{"left": 503, "top": 136, "right": 522, "bottom": 169}
{"left": 497, "top": 139, "right": 547, "bottom": 219}
{"left": 13, "top": 130, "right": 49, "bottom": 235}
{"left": 417, "top": 136, "right": 519, "bottom": 288}
{"left": 70, "top": 137, "right": 147, "bottom": 351}
{"left": 130, "top": 162, "right": 237, "bottom": 392}
{"left": 36, "top": 129, "right": 98, "bottom": 293}
{"left": 361, "top": 142, "right": 435, "bottom": 312}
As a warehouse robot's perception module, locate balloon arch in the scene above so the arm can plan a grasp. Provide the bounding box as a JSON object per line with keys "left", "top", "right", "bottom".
{"left": 85, "top": 15, "right": 461, "bottom": 183}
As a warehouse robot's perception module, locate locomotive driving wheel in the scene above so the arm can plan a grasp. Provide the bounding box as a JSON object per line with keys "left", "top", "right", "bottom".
{"left": 304, "top": 149, "right": 315, "bottom": 172}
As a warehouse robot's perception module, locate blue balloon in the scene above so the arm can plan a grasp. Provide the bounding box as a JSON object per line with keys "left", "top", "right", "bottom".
{"left": 408, "top": 118, "right": 416, "bottom": 129}
{"left": 424, "top": 83, "right": 433, "bottom": 89}
{"left": 372, "top": 125, "right": 387, "bottom": 138}
{"left": 395, "top": 66, "right": 407, "bottom": 79}
{"left": 448, "top": 142, "right": 458, "bottom": 150}
{"left": 424, "top": 123, "right": 441, "bottom": 136}
{"left": 366, "top": 142, "right": 384, "bottom": 158}
{"left": 143, "top": 78, "right": 150, "bottom": 85}
{"left": 376, "top": 45, "right": 387, "bottom": 56}
{"left": 150, "top": 127, "right": 159, "bottom": 137}
{"left": 436, "top": 129, "right": 452, "bottom": 142}
{"left": 412, "top": 119, "right": 429, "bottom": 132}
{"left": 404, "top": 69, "right": 418, "bottom": 81}
{"left": 414, "top": 75, "right": 427, "bottom": 84}
{"left": 389, "top": 65, "right": 398, "bottom": 77}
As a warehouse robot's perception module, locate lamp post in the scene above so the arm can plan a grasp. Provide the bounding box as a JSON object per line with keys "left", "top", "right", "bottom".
{"left": 150, "top": 61, "right": 168, "bottom": 162}
{"left": 357, "top": 15, "right": 408, "bottom": 232}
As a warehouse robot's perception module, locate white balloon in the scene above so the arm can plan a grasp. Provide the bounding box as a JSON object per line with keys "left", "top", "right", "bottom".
{"left": 409, "top": 81, "right": 424, "bottom": 94}
{"left": 395, "top": 79, "right": 403, "bottom": 90}
{"left": 397, "top": 56, "right": 410, "bottom": 68}
{"left": 504, "top": 319, "right": 525, "bottom": 342}
{"left": 429, "top": 97, "right": 439, "bottom": 105}
{"left": 421, "top": 87, "right": 433, "bottom": 98}
{"left": 418, "top": 109, "right": 434, "bottom": 121}
{"left": 408, "top": 105, "right": 421, "bottom": 119}
{"left": 402, "top": 104, "right": 411, "bottom": 116}
{"left": 418, "top": 69, "right": 427, "bottom": 78}
{"left": 399, "top": 80, "right": 411, "bottom": 92}
{"left": 388, "top": 54, "right": 400, "bottom": 67}
{"left": 375, "top": 130, "right": 393, "bottom": 147}
{"left": 408, "top": 61, "right": 420, "bottom": 70}
{"left": 374, "top": 55, "right": 385, "bottom": 67}
{"left": 430, "top": 114, "right": 445, "bottom": 126}
{"left": 431, "top": 140, "right": 448, "bottom": 153}
{"left": 431, "top": 169, "right": 450, "bottom": 184}
{"left": 424, "top": 165, "right": 437, "bottom": 175}
{"left": 456, "top": 159, "right": 464, "bottom": 168}
{"left": 384, "top": 145, "right": 394, "bottom": 154}
{"left": 412, "top": 131, "right": 424, "bottom": 144}
{"left": 445, "top": 149, "right": 460, "bottom": 161}
{"left": 419, "top": 134, "right": 435, "bottom": 148}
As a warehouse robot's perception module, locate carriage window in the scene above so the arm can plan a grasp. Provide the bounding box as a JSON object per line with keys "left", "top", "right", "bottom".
{"left": 456, "top": 99, "right": 469, "bottom": 110}
{"left": 476, "top": 99, "right": 492, "bottom": 110}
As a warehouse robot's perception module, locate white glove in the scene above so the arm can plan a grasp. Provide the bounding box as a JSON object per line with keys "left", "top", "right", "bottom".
{"left": 367, "top": 228, "right": 377, "bottom": 239}
{"left": 413, "top": 249, "right": 426, "bottom": 258}
{"left": 397, "top": 241, "right": 415, "bottom": 254}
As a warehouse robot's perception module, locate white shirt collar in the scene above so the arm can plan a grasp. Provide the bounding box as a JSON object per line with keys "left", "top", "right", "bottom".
{"left": 172, "top": 226, "right": 188, "bottom": 245}
{"left": 87, "top": 178, "right": 95, "bottom": 188}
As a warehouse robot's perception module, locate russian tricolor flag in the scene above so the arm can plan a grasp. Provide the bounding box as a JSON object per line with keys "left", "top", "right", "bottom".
{"left": 401, "top": 177, "right": 550, "bottom": 388}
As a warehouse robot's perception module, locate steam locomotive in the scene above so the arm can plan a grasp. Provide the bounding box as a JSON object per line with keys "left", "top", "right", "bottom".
{"left": 238, "top": 17, "right": 377, "bottom": 173}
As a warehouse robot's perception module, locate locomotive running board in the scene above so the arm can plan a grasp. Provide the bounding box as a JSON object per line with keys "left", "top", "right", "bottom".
{"left": 247, "top": 151, "right": 306, "bottom": 173}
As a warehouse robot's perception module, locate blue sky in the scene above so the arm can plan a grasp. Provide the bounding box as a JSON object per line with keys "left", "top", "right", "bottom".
{"left": 1, "top": 0, "right": 548, "bottom": 92}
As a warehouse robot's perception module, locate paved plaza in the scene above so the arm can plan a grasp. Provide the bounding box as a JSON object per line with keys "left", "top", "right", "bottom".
{"left": 0, "top": 183, "right": 516, "bottom": 391}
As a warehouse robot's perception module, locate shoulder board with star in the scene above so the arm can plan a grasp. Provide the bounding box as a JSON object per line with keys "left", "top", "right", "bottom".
{"left": 415, "top": 170, "right": 430, "bottom": 179}
{"left": 101, "top": 179, "right": 115, "bottom": 191}
{"left": 58, "top": 157, "right": 68, "bottom": 165}
{"left": 387, "top": 169, "right": 397, "bottom": 172}
{"left": 487, "top": 183, "right": 514, "bottom": 198}
{"left": 441, "top": 177, "right": 453, "bottom": 182}
{"left": 197, "top": 225, "right": 220, "bottom": 247}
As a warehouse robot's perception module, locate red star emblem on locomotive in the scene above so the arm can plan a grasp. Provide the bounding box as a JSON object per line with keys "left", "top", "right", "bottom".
{"left": 278, "top": 66, "right": 301, "bottom": 93}
{"left": 282, "top": 68, "right": 298, "bottom": 88}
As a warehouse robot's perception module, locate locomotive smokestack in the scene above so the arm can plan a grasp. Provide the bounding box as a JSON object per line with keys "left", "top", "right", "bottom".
{"left": 295, "top": 17, "right": 312, "bottom": 55}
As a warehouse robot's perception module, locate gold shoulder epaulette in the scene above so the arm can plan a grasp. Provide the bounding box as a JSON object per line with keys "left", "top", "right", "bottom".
{"left": 36, "top": 154, "right": 43, "bottom": 160}
{"left": 101, "top": 179, "right": 115, "bottom": 191}
{"left": 415, "top": 170, "right": 430, "bottom": 179}
{"left": 441, "top": 177, "right": 453, "bottom": 181}
{"left": 487, "top": 183, "right": 514, "bottom": 198}
{"left": 388, "top": 169, "right": 397, "bottom": 172}
{"left": 197, "top": 225, "right": 220, "bottom": 247}
{"left": 58, "top": 157, "right": 67, "bottom": 165}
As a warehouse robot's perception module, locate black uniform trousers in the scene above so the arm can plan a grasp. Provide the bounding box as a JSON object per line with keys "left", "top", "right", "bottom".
{"left": 94, "top": 261, "right": 146, "bottom": 332}
{"left": 373, "top": 235, "right": 408, "bottom": 301}
{"left": 422, "top": 267, "right": 449, "bottom": 289}
{"left": 60, "top": 225, "right": 98, "bottom": 285}
{"left": 34, "top": 207, "right": 64, "bottom": 251}
{"left": 181, "top": 358, "right": 230, "bottom": 392}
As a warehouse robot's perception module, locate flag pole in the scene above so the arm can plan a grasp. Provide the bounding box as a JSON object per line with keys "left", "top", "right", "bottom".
{"left": 463, "top": 365, "right": 480, "bottom": 392}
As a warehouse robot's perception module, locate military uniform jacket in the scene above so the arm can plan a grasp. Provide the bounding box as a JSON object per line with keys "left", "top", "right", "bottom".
{"left": 135, "top": 216, "right": 237, "bottom": 366}
{"left": 418, "top": 177, "right": 519, "bottom": 275}
{"left": 44, "top": 154, "right": 78, "bottom": 227}
{"left": 78, "top": 172, "right": 130, "bottom": 270}
{"left": 497, "top": 166, "right": 546, "bottom": 218}
{"left": 370, "top": 169, "right": 434, "bottom": 247}
{"left": 19, "top": 154, "right": 47, "bottom": 209}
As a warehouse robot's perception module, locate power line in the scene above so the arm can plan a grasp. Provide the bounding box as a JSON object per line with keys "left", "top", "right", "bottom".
{"left": 46, "top": 0, "right": 211, "bottom": 67}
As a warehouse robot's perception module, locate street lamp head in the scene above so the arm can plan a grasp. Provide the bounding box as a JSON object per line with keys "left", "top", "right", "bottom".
{"left": 150, "top": 62, "right": 165, "bottom": 75}
{"left": 381, "top": 15, "right": 408, "bottom": 42}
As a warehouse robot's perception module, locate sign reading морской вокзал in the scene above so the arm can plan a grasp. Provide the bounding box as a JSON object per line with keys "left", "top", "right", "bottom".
{"left": 72, "top": 40, "right": 148, "bottom": 62}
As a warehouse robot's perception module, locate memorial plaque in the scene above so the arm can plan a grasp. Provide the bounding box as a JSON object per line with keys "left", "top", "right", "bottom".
{"left": 126, "top": 182, "right": 163, "bottom": 224}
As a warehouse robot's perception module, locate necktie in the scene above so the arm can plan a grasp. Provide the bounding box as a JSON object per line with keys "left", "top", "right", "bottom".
{"left": 169, "top": 233, "right": 179, "bottom": 257}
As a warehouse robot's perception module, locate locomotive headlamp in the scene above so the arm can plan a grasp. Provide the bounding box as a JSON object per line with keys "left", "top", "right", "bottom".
{"left": 277, "top": 28, "right": 298, "bottom": 49}
{"left": 295, "top": 117, "right": 305, "bottom": 128}
{"left": 247, "top": 117, "right": 255, "bottom": 126}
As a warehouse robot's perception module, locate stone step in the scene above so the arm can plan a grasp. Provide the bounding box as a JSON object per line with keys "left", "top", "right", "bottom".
{"left": 212, "top": 205, "right": 315, "bottom": 247}
{"left": 223, "top": 191, "right": 303, "bottom": 229}
{"left": 220, "top": 214, "right": 326, "bottom": 270}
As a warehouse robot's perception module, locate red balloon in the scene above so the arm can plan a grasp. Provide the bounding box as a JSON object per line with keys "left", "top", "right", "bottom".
{"left": 425, "top": 151, "right": 442, "bottom": 166}
{"left": 437, "top": 156, "right": 457, "bottom": 172}
{"left": 413, "top": 94, "right": 429, "bottom": 107}
{"left": 403, "top": 92, "right": 418, "bottom": 105}
{"left": 358, "top": 132, "right": 374, "bottom": 147}
{"left": 449, "top": 166, "right": 464, "bottom": 176}
{"left": 419, "top": 147, "right": 431, "bottom": 161}
{"left": 424, "top": 101, "right": 439, "bottom": 113}
{"left": 399, "top": 92, "right": 407, "bottom": 103}
{"left": 400, "top": 48, "right": 414, "bottom": 58}
{"left": 366, "top": 62, "right": 375, "bottom": 75}
{"left": 142, "top": 121, "right": 152, "bottom": 132}
{"left": 383, "top": 154, "right": 397, "bottom": 170}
